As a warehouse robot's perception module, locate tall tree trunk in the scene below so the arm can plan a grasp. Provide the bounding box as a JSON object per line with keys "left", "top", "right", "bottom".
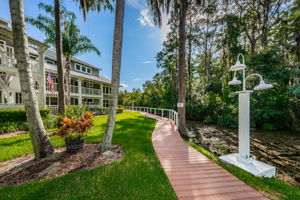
{"left": 9, "top": 0, "right": 54, "bottom": 159}
{"left": 178, "top": 1, "right": 188, "bottom": 137}
{"left": 204, "top": 12, "right": 210, "bottom": 78}
{"left": 54, "top": 0, "right": 65, "bottom": 114}
{"left": 65, "top": 56, "right": 71, "bottom": 105}
{"left": 261, "top": 0, "right": 270, "bottom": 49}
{"left": 187, "top": 15, "right": 192, "bottom": 101}
{"left": 101, "top": 0, "right": 125, "bottom": 152}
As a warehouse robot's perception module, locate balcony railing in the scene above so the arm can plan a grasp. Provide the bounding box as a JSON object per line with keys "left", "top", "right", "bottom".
{"left": 82, "top": 87, "right": 100, "bottom": 95}
{"left": 0, "top": 48, "right": 39, "bottom": 72}
{"left": 0, "top": 49, "right": 16, "bottom": 68}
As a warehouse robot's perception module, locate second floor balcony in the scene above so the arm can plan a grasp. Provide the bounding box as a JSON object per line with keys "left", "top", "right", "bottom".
{"left": 0, "top": 48, "right": 40, "bottom": 73}
{"left": 81, "top": 87, "right": 100, "bottom": 96}
{"left": 45, "top": 82, "right": 101, "bottom": 96}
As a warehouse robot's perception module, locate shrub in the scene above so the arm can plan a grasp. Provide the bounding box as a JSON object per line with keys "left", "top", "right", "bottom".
{"left": 43, "top": 117, "right": 57, "bottom": 130}
{"left": 0, "top": 121, "right": 28, "bottom": 134}
{"left": 98, "top": 107, "right": 109, "bottom": 115}
{"left": 0, "top": 109, "right": 50, "bottom": 123}
{"left": 203, "top": 115, "right": 214, "bottom": 124}
{"left": 118, "top": 105, "right": 125, "bottom": 109}
{"left": 0, "top": 109, "right": 52, "bottom": 134}
{"left": 117, "top": 108, "right": 124, "bottom": 114}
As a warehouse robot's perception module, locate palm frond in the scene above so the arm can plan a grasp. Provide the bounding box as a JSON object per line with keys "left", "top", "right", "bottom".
{"left": 74, "top": 0, "right": 114, "bottom": 21}
{"left": 73, "top": 43, "right": 101, "bottom": 57}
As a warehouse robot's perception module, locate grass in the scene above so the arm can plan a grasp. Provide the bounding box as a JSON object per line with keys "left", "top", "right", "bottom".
{"left": 187, "top": 141, "right": 300, "bottom": 200}
{"left": 0, "top": 111, "right": 177, "bottom": 200}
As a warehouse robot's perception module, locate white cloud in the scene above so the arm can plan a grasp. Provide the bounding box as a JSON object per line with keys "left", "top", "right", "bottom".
{"left": 126, "top": 0, "right": 143, "bottom": 9}
{"left": 120, "top": 83, "right": 128, "bottom": 88}
{"left": 142, "top": 60, "right": 154, "bottom": 64}
{"left": 138, "top": 9, "right": 155, "bottom": 28}
{"left": 133, "top": 78, "right": 142, "bottom": 82}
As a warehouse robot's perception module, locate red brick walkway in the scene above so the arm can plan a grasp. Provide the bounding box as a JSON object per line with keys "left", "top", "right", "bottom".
{"left": 140, "top": 112, "right": 268, "bottom": 200}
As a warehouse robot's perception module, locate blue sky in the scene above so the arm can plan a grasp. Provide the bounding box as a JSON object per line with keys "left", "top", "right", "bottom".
{"left": 0, "top": 0, "right": 170, "bottom": 90}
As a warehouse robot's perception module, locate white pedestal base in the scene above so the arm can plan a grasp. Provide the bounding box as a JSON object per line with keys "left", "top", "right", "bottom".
{"left": 219, "top": 153, "right": 276, "bottom": 178}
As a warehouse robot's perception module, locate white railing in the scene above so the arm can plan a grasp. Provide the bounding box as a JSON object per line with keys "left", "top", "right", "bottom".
{"left": 85, "top": 105, "right": 101, "bottom": 109}
{"left": 0, "top": 49, "right": 16, "bottom": 68}
{"left": 82, "top": 87, "right": 100, "bottom": 95}
{"left": 125, "top": 106, "right": 179, "bottom": 127}
{"left": 46, "top": 105, "right": 58, "bottom": 114}
{"left": 0, "top": 49, "right": 39, "bottom": 72}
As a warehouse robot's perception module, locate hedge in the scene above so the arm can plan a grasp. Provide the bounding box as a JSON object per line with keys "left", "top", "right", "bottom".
{"left": 0, "top": 109, "right": 51, "bottom": 123}
{"left": 86, "top": 107, "right": 124, "bottom": 115}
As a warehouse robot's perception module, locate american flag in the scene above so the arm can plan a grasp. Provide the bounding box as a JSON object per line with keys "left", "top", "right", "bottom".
{"left": 46, "top": 73, "right": 54, "bottom": 94}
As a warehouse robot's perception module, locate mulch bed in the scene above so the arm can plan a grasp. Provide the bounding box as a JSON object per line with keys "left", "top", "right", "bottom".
{"left": 0, "top": 143, "right": 123, "bottom": 186}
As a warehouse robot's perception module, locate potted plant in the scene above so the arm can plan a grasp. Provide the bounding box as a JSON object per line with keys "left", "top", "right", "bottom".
{"left": 56, "top": 112, "right": 94, "bottom": 152}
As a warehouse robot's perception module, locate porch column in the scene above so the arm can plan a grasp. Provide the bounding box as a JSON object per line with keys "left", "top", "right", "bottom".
{"left": 78, "top": 78, "right": 82, "bottom": 106}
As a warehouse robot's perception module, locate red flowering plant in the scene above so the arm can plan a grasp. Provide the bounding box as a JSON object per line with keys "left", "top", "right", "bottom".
{"left": 56, "top": 111, "right": 94, "bottom": 141}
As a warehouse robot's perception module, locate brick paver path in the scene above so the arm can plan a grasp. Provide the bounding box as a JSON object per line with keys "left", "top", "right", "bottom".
{"left": 140, "top": 112, "right": 268, "bottom": 200}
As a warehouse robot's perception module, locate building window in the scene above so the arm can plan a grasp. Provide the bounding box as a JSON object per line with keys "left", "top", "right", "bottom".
{"left": 0, "top": 90, "right": 2, "bottom": 104}
{"left": 71, "top": 79, "right": 78, "bottom": 86}
{"left": 30, "top": 55, "right": 38, "bottom": 60}
{"left": 75, "top": 64, "right": 81, "bottom": 71}
{"left": 75, "top": 63, "right": 92, "bottom": 74}
{"left": 46, "top": 97, "right": 58, "bottom": 105}
{"left": 46, "top": 59, "right": 54, "bottom": 65}
{"left": 103, "top": 99, "right": 109, "bottom": 107}
{"left": 34, "top": 81, "right": 39, "bottom": 90}
{"left": 71, "top": 97, "right": 79, "bottom": 105}
{"left": 15, "top": 92, "right": 22, "bottom": 104}
{"left": 103, "top": 85, "right": 111, "bottom": 95}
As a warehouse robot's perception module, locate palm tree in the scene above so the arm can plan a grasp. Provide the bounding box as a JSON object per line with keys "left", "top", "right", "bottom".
{"left": 54, "top": 0, "right": 65, "bottom": 114}
{"left": 75, "top": 0, "right": 125, "bottom": 152}
{"left": 27, "top": 3, "right": 100, "bottom": 105}
{"left": 62, "top": 22, "right": 100, "bottom": 104}
{"left": 9, "top": 0, "right": 54, "bottom": 159}
{"left": 147, "top": 0, "right": 204, "bottom": 137}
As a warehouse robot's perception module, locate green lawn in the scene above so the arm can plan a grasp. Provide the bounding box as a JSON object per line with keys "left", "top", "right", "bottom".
{"left": 0, "top": 111, "right": 177, "bottom": 200}
{"left": 188, "top": 142, "right": 300, "bottom": 200}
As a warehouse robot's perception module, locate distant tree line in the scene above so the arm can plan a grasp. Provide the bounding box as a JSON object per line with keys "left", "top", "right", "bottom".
{"left": 120, "top": 0, "right": 300, "bottom": 133}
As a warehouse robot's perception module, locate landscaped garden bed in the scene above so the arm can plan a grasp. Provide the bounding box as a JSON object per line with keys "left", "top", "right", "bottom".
{"left": 0, "top": 143, "right": 123, "bottom": 186}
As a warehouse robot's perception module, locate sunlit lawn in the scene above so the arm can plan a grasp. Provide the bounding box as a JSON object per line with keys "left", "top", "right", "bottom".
{"left": 0, "top": 111, "right": 176, "bottom": 200}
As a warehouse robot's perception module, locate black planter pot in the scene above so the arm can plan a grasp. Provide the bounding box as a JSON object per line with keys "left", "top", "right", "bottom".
{"left": 65, "top": 138, "right": 85, "bottom": 153}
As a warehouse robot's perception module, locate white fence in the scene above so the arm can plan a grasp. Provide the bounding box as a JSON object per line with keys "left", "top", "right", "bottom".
{"left": 46, "top": 105, "right": 58, "bottom": 114}
{"left": 125, "top": 106, "right": 179, "bottom": 127}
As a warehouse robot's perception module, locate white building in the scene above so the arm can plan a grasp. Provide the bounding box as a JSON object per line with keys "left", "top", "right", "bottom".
{"left": 0, "top": 18, "right": 111, "bottom": 111}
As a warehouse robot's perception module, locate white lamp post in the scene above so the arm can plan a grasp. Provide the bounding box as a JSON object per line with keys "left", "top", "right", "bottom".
{"left": 219, "top": 53, "right": 276, "bottom": 178}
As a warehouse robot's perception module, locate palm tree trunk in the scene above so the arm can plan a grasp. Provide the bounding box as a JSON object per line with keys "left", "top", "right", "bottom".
{"left": 178, "top": 1, "right": 188, "bottom": 137}
{"left": 101, "top": 0, "right": 125, "bottom": 152}
{"left": 9, "top": 0, "right": 54, "bottom": 159}
{"left": 54, "top": 0, "right": 65, "bottom": 114}
{"left": 65, "top": 56, "right": 71, "bottom": 105}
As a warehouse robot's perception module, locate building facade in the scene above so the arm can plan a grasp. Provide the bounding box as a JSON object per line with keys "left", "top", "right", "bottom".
{"left": 0, "top": 18, "right": 111, "bottom": 111}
